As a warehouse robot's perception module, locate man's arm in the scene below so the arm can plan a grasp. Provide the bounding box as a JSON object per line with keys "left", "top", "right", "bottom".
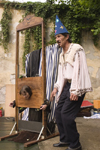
{"left": 70, "top": 50, "right": 92, "bottom": 99}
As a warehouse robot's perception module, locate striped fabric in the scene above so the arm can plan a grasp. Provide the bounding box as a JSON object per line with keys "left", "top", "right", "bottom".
{"left": 21, "top": 53, "right": 30, "bottom": 121}
{"left": 22, "top": 44, "right": 62, "bottom": 121}
{"left": 39, "top": 43, "right": 62, "bottom": 122}
{"left": 25, "top": 53, "right": 30, "bottom": 76}
{"left": 22, "top": 107, "right": 29, "bottom": 121}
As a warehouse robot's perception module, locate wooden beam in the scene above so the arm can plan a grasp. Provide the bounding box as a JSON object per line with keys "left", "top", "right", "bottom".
{"left": 0, "top": 133, "right": 19, "bottom": 141}
{"left": 24, "top": 132, "right": 59, "bottom": 147}
{"left": 16, "top": 15, "right": 43, "bottom": 31}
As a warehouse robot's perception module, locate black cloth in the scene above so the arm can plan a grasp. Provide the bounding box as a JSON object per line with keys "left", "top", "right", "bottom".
{"left": 29, "top": 99, "right": 50, "bottom": 122}
{"left": 12, "top": 100, "right": 26, "bottom": 113}
{"left": 26, "top": 49, "right": 41, "bottom": 121}
{"left": 29, "top": 108, "right": 42, "bottom": 122}
{"left": 26, "top": 49, "right": 41, "bottom": 77}
{"left": 55, "top": 81, "right": 85, "bottom": 148}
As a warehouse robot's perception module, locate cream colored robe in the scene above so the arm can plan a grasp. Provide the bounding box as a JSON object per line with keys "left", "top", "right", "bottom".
{"left": 54, "top": 43, "right": 93, "bottom": 103}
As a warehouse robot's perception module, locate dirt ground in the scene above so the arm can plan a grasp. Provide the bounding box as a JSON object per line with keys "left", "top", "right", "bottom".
{"left": 38, "top": 117, "right": 100, "bottom": 150}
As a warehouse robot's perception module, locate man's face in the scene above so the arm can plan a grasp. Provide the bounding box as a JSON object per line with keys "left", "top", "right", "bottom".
{"left": 55, "top": 34, "right": 68, "bottom": 47}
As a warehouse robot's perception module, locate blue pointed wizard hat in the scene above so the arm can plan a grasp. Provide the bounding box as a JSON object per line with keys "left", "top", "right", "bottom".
{"left": 55, "top": 15, "right": 69, "bottom": 36}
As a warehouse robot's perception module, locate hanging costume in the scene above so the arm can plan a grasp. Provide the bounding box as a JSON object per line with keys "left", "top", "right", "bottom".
{"left": 26, "top": 49, "right": 43, "bottom": 121}
{"left": 39, "top": 43, "right": 62, "bottom": 122}
{"left": 22, "top": 49, "right": 42, "bottom": 121}
{"left": 26, "top": 49, "right": 41, "bottom": 77}
{"left": 23, "top": 46, "right": 61, "bottom": 123}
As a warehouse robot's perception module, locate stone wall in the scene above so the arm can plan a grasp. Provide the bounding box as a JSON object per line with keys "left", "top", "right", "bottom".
{"left": 0, "top": 7, "right": 25, "bottom": 111}
{"left": 0, "top": 6, "right": 100, "bottom": 113}
{"left": 81, "top": 31, "right": 100, "bottom": 101}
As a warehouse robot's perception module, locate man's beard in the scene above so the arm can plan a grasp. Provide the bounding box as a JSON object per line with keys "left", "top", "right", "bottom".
{"left": 57, "top": 42, "right": 61, "bottom": 48}
{"left": 57, "top": 44, "right": 61, "bottom": 48}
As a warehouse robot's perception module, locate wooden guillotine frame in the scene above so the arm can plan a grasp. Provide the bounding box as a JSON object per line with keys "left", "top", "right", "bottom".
{"left": 0, "top": 15, "right": 59, "bottom": 147}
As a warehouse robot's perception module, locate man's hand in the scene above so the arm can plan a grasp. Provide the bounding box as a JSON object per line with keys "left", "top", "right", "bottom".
{"left": 70, "top": 93, "right": 78, "bottom": 101}
{"left": 9, "top": 102, "right": 14, "bottom": 107}
{"left": 50, "top": 88, "right": 57, "bottom": 101}
{"left": 40, "top": 105, "right": 47, "bottom": 110}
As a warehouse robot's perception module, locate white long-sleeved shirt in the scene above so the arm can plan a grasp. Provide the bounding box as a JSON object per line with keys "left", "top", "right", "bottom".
{"left": 54, "top": 43, "right": 93, "bottom": 103}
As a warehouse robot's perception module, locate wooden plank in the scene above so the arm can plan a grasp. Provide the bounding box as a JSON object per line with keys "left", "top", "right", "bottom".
{"left": 17, "top": 77, "right": 43, "bottom": 108}
{"left": 15, "top": 30, "right": 19, "bottom": 131}
{"left": 41, "top": 18, "right": 47, "bottom": 138}
{"left": 0, "top": 133, "right": 19, "bottom": 141}
{"left": 24, "top": 132, "right": 59, "bottom": 147}
{"left": 16, "top": 15, "right": 43, "bottom": 31}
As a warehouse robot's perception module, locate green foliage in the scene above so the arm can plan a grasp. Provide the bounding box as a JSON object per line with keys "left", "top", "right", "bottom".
{"left": 22, "top": 29, "right": 31, "bottom": 70}
{"left": 0, "top": 3, "right": 12, "bottom": 52}
{"left": 32, "top": 26, "right": 42, "bottom": 50}
{"left": 0, "top": 0, "right": 100, "bottom": 68}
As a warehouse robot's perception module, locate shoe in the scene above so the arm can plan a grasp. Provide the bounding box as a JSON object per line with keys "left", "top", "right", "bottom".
{"left": 53, "top": 142, "right": 69, "bottom": 147}
{"left": 66, "top": 145, "right": 82, "bottom": 150}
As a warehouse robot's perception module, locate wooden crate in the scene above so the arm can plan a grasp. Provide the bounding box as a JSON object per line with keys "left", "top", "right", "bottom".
{"left": 93, "top": 100, "right": 100, "bottom": 109}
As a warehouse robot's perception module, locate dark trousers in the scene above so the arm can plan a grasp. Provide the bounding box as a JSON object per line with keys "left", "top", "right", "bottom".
{"left": 55, "top": 82, "right": 85, "bottom": 148}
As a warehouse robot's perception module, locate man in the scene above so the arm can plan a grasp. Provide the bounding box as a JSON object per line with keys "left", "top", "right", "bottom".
{"left": 50, "top": 15, "right": 92, "bottom": 150}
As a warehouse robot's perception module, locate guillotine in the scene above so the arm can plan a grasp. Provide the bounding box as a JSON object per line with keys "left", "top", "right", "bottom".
{"left": 0, "top": 15, "right": 59, "bottom": 147}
